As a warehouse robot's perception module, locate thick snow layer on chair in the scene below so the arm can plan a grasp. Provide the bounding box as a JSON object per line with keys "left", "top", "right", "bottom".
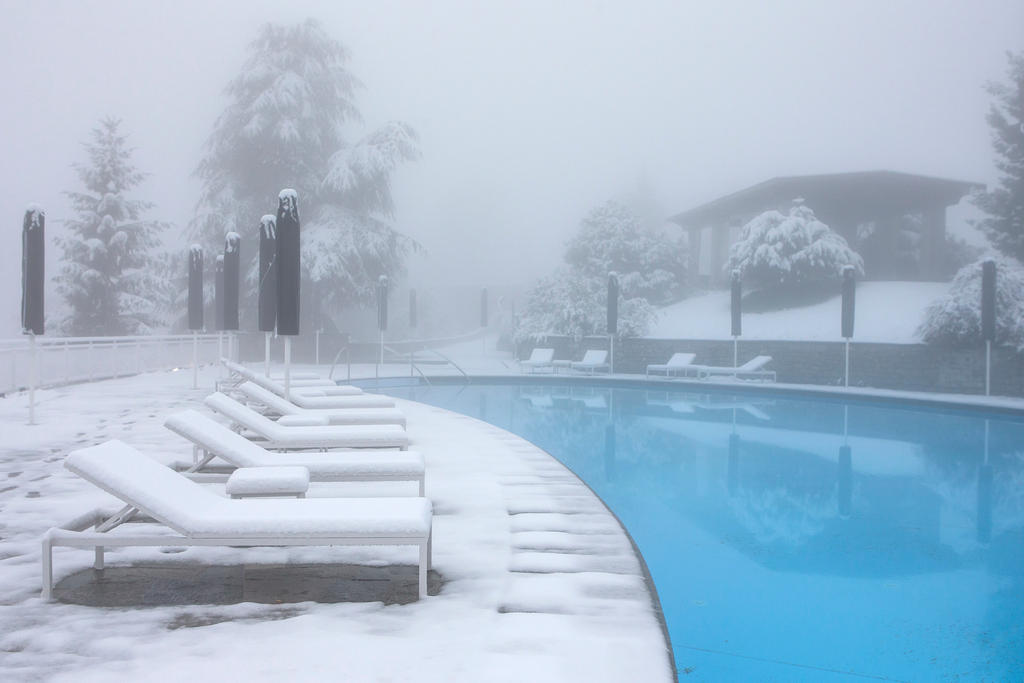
{"left": 204, "top": 393, "right": 409, "bottom": 449}
{"left": 226, "top": 467, "right": 310, "bottom": 496}
{"left": 64, "top": 441, "right": 431, "bottom": 539}
{"left": 222, "top": 359, "right": 364, "bottom": 395}
{"left": 165, "top": 410, "right": 425, "bottom": 477}
{"left": 238, "top": 382, "right": 407, "bottom": 426}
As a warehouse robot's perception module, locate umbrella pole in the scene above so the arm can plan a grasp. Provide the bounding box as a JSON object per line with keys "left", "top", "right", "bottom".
{"left": 845, "top": 338, "right": 851, "bottom": 388}
{"left": 265, "top": 332, "right": 271, "bottom": 377}
{"left": 985, "top": 340, "right": 991, "bottom": 396}
{"left": 192, "top": 332, "right": 198, "bottom": 389}
{"left": 733, "top": 336, "right": 738, "bottom": 368}
{"left": 28, "top": 333, "right": 37, "bottom": 425}
{"left": 284, "top": 337, "right": 292, "bottom": 401}
{"left": 609, "top": 334, "right": 614, "bottom": 374}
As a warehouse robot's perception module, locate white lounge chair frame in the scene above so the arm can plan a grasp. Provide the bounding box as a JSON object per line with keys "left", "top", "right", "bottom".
{"left": 237, "top": 382, "right": 407, "bottom": 427}
{"left": 42, "top": 442, "right": 432, "bottom": 600}
{"left": 165, "top": 409, "right": 425, "bottom": 495}
{"left": 570, "top": 349, "right": 609, "bottom": 375}
{"left": 695, "top": 355, "right": 776, "bottom": 382}
{"left": 519, "top": 347, "right": 556, "bottom": 374}
{"left": 646, "top": 353, "right": 698, "bottom": 378}
{"left": 205, "top": 392, "right": 410, "bottom": 451}
{"left": 221, "top": 359, "right": 363, "bottom": 395}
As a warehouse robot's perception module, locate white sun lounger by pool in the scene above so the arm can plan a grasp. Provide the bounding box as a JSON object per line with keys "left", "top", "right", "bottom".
{"left": 222, "top": 359, "right": 363, "bottom": 395}
{"left": 520, "top": 347, "right": 555, "bottom": 373}
{"left": 42, "top": 441, "right": 432, "bottom": 599}
{"left": 205, "top": 393, "right": 410, "bottom": 451}
{"left": 645, "top": 352, "right": 698, "bottom": 378}
{"left": 570, "top": 349, "right": 609, "bottom": 374}
{"left": 695, "top": 355, "right": 776, "bottom": 382}
{"left": 237, "top": 382, "right": 407, "bottom": 427}
{"left": 165, "top": 410, "right": 425, "bottom": 494}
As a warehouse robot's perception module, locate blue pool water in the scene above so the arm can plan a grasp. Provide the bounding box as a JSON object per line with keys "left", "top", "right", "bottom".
{"left": 374, "top": 380, "right": 1024, "bottom": 682}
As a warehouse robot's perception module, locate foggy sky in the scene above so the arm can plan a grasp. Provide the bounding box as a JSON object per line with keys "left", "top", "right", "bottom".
{"left": 2, "top": 0, "right": 1022, "bottom": 336}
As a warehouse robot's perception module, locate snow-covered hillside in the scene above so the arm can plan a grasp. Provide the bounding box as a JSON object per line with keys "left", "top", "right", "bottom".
{"left": 648, "top": 281, "right": 949, "bottom": 343}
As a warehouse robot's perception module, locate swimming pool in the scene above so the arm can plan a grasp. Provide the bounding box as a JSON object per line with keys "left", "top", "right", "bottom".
{"left": 373, "top": 379, "right": 1024, "bottom": 681}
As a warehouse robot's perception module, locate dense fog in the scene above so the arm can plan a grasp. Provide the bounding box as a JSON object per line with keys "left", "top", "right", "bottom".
{"left": 2, "top": 0, "right": 1023, "bottom": 338}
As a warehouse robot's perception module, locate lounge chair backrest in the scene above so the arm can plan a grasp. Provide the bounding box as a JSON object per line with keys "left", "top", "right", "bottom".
{"left": 238, "top": 382, "right": 296, "bottom": 415}
{"left": 165, "top": 410, "right": 270, "bottom": 469}
{"left": 739, "top": 355, "right": 772, "bottom": 371}
{"left": 205, "top": 392, "right": 277, "bottom": 432}
{"left": 528, "top": 348, "right": 554, "bottom": 363}
{"left": 580, "top": 350, "right": 607, "bottom": 365}
{"left": 65, "top": 441, "right": 219, "bottom": 536}
{"left": 223, "top": 359, "right": 256, "bottom": 381}
{"left": 667, "top": 353, "right": 696, "bottom": 367}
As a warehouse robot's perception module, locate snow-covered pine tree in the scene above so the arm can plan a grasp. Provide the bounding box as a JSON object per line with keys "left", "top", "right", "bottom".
{"left": 192, "top": 19, "right": 420, "bottom": 329}
{"left": 726, "top": 201, "right": 864, "bottom": 290}
{"left": 56, "top": 118, "right": 167, "bottom": 335}
{"left": 976, "top": 52, "right": 1024, "bottom": 262}
{"left": 917, "top": 255, "right": 1024, "bottom": 349}
{"left": 563, "top": 200, "right": 686, "bottom": 304}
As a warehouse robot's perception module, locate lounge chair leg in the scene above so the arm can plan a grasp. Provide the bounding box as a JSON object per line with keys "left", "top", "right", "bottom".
{"left": 41, "top": 536, "right": 53, "bottom": 600}
{"left": 419, "top": 542, "right": 429, "bottom": 599}
{"left": 94, "top": 545, "right": 104, "bottom": 570}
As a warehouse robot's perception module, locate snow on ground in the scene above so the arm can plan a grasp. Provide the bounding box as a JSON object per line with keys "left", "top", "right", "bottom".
{"left": 0, "top": 366, "right": 671, "bottom": 682}
{"left": 649, "top": 281, "right": 949, "bottom": 342}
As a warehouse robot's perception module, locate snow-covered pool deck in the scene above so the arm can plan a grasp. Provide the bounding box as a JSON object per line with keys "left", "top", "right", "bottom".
{"left": 0, "top": 368, "right": 673, "bottom": 681}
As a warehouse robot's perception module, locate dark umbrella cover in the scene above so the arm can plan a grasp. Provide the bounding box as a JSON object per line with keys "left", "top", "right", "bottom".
{"left": 187, "top": 244, "right": 203, "bottom": 330}
{"left": 258, "top": 215, "right": 277, "bottom": 333}
{"left": 214, "top": 255, "right": 225, "bottom": 331}
{"left": 730, "top": 269, "right": 742, "bottom": 337}
{"left": 981, "top": 259, "right": 995, "bottom": 342}
{"left": 223, "top": 232, "right": 241, "bottom": 331}
{"left": 275, "top": 190, "right": 301, "bottom": 336}
{"left": 21, "top": 206, "right": 45, "bottom": 335}
{"left": 607, "top": 272, "right": 619, "bottom": 336}
{"left": 377, "top": 275, "right": 389, "bottom": 332}
{"left": 841, "top": 265, "right": 856, "bottom": 339}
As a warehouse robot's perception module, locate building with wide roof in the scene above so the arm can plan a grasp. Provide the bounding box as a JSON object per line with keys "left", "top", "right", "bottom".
{"left": 669, "top": 171, "right": 982, "bottom": 284}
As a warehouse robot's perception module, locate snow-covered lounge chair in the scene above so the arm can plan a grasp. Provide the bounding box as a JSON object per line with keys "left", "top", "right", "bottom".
{"left": 570, "top": 349, "right": 609, "bottom": 374}
{"left": 645, "top": 352, "right": 698, "bottom": 378}
{"left": 165, "top": 410, "right": 425, "bottom": 495}
{"left": 237, "top": 382, "right": 407, "bottom": 427}
{"left": 231, "top": 368, "right": 396, "bottom": 410}
{"left": 222, "top": 359, "right": 363, "bottom": 395}
{"left": 42, "top": 441, "right": 432, "bottom": 600}
{"left": 520, "top": 348, "right": 555, "bottom": 374}
{"left": 204, "top": 392, "right": 410, "bottom": 451}
{"left": 696, "top": 355, "right": 776, "bottom": 382}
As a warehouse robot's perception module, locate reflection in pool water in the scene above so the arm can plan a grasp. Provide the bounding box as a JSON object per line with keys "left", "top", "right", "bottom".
{"left": 377, "top": 381, "right": 1024, "bottom": 681}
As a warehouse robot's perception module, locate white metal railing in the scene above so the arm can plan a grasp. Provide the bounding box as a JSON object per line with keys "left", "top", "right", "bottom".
{"left": 0, "top": 333, "right": 222, "bottom": 396}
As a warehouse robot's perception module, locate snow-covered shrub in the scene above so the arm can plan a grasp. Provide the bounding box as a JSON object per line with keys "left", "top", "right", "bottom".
{"left": 917, "top": 256, "right": 1024, "bottom": 349}
{"left": 514, "top": 268, "right": 655, "bottom": 342}
{"left": 726, "top": 202, "right": 864, "bottom": 289}
{"left": 564, "top": 200, "right": 686, "bottom": 304}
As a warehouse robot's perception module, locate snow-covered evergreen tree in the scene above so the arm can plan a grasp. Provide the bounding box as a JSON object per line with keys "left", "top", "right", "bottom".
{"left": 976, "top": 52, "right": 1024, "bottom": 261}
{"left": 917, "top": 255, "right": 1024, "bottom": 349}
{"left": 726, "top": 201, "right": 863, "bottom": 289}
{"left": 56, "top": 118, "right": 167, "bottom": 335}
{"left": 516, "top": 201, "right": 671, "bottom": 341}
{"left": 564, "top": 200, "right": 686, "bottom": 304}
{"left": 192, "top": 19, "right": 419, "bottom": 328}
{"left": 514, "top": 267, "right": 655, "bottom": 342}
